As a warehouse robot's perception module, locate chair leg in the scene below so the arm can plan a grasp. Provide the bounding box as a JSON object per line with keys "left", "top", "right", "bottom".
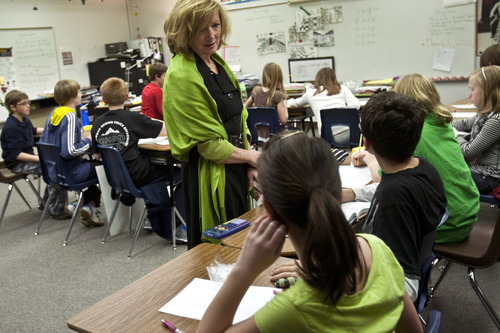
{"left": 429, "top": 258, "right": 452, "bottom": 298}
{"left": 0, "top": 184, "right": 15, "bottom": 228}
{"left": 101, "top": 194, "right": 122, "bottom": 244}
{"left": 63, "top": 191, "right": 84, "bottom": 247}
{"left": 35, "top": 188, "right": 56, "bottom": 235}
{"left": 127, "top": 204, "right": 148, "bottom": 259}
{"left": 24, "top": 176, "right": 42, "bottom": 202}
{"left": 12, "top": 182, "right": 32, "bottom": 210}
{"left": 468, "top": 267, "right": 500, "bottom": 330}
{"left": 128, "top": 205, "right": 133, "bottom": 234}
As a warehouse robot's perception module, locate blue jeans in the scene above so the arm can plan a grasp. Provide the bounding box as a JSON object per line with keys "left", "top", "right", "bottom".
{"left": 471, "top": 171, "right": 500, "bottom": 194}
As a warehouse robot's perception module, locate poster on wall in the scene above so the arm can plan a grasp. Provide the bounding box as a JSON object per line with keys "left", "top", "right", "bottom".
{"left": 256, "top": 31, "right": 286, "bottom": 55}
{"left": 0, "top": 47, "right": 17, "bottom": 120}
{"left": 477, "top": 0, "right": 500, "bottom": 55}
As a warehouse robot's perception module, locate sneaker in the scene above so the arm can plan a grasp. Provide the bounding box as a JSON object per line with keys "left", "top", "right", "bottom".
{"left": 67, "top": 200, "right": 78, "bottom": 214}
{"left": 80, "top": 205, "right": 104, "bottom": 227}
{"left": 143, "top": 218, "right": 153, "bottom": 231}
{"left": 175, "top": 225, "right": 187, "bottom": 243}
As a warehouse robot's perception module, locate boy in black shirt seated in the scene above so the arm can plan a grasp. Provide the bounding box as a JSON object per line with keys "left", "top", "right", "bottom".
{"left": 360, "top": 91, "right": 447, "bottom": 302}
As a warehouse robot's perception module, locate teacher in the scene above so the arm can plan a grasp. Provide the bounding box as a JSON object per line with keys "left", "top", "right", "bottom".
{"left": 163, "top": 0, "right": 260, "bottom": 249}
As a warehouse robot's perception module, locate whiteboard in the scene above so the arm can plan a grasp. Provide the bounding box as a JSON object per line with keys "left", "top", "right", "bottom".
{"left": 0, "top": 28, "right": 60, "bottom": 100}
{"left": 224, "top": 0, "right": 476, "bottom": 82}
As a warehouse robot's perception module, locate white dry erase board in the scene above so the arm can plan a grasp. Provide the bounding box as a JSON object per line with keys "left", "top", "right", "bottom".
{"left": 0, "top": 28, "right": 60, "bottom": 100}
{"left": 224, "top": 0, "right": 476, "bottom": 82}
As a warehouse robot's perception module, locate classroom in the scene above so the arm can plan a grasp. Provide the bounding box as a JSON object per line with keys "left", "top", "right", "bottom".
{"left": 0, "top": 0, "right": 499, "bottom": 332}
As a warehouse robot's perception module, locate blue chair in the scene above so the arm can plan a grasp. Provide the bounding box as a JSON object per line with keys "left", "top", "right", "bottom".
{"left": 36, "top": 142, "right": 99, "bottom": 246}
{"left": 480, "top": 194, "right": 500, "bottom": 207}
{"left": 424, "top": 310, "right": 442, "bottom": 333}
{"left": 246, "top": 107, "right": 283, "bottom": 147}
{"left": 320, "top": 108, "right": 361, "bottom": 148}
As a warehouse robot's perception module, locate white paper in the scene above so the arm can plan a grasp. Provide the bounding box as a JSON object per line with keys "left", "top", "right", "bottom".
{"left": 159, "top": 278, "right": 278, "bottom": 324}
{"left": 433, "top": 47, "right": 455, "bottom": 72}
{"left": 341, "top": 201, "right": 371, "bottom": 223}
{"left": 339, "top": 164, "right": 373, "bottom": 189}
{"left": 452, "top": 112, "right": 475, "bottom": 119}
{"left": 450, "top": 104, "right": 476, "bottom": 109}
{"left": 137, "top": 136, "right": 169, "bottom": 145}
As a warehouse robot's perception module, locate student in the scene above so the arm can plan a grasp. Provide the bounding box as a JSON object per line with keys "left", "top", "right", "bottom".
{"left": 92, "top": 77, "right": 182, "bottom": 241}
{"left": 141, "top": 62, "right": 167, "bottom": 121}
{"left": 480, "top": 44, "right": 500, "bottom": 67}
{"left": 39, "top": 79, "right": 103, "bottom": 226}
{"left": 197, "top": 130, "right": 422, "bottom": 333}
{"left": 245, "top": 62, "right": 288, "bottom": 124}
{"left": 393, "top": 74, "right": 479, "bottom": 244}
{"left": 453, "top": 65, "right": 500, "bottom": 195}
{"left": 286, "top": 67, "right": 360, "bottom": 134}
{"left": 358, "top": 91, "right": 447, "bottom": 302}
{"left": 1, "top": 89, "right": 43, "bottom": 175}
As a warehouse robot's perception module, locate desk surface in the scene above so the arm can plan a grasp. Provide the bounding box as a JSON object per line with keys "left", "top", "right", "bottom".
{"left": 67, "top": 243, "right": 292, "bottom": 333}
{"left": 221, "top": 205, "right": 296, "bottom": 257}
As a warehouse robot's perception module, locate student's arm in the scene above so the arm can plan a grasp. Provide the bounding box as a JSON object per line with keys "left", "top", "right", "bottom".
{"left": 286, "top": 91, "right": 309, "bottom": 109}
{"left": 60, "top": 113, "right": 91, "bottom": 159}
{"left": 456, "top": 116, "right": 500, "bottom": 159}
{"left": 351, "top": 150, "right": 381, "bottom": 182}
{"left": 277, "top": 99, "right": 288, "bottom": 124}
{"left": 197, "top": 215, "right": 287, "bottom": 333}
{"left": 245, "top": 96, "right": 254, "bottom": 108}
{"left": 343, "top": 87, "right": 361, "bottom": 110}
{"left": 36, "top": 127, "right": 43, "bottom": 135}
{"left": 395, "top": 292, "right": 424, "bottom": 333}
{"left": 157, "top": 121, "right": 167, "bottom": 137}
{"left": 452, "top": 115, "right": 475, "bottom": 132}
{"left": 16, "top": 152, "right": 39, "bottom": 163}
{"left": 342, "top": 188, "right": 356, "bottom": 203}
{"left": 154, "top": 90, "right": 163, "bottom": 120}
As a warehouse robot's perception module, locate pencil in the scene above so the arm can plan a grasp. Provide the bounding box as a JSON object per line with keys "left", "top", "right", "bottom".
{"left": 356, "top": 134, "right": 363, "bottom": 166}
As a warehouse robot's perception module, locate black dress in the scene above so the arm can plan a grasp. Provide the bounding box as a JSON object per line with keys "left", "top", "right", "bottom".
{"left": 183, "top": 55, "right": 248, "bottom": 249}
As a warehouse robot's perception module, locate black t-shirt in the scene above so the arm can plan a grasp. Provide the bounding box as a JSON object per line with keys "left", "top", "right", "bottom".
{"left": 91, "top": 109, "right": 163, "bottom": 187}
{"left": 362, "top": 157, "right": 447, "bottom": 278}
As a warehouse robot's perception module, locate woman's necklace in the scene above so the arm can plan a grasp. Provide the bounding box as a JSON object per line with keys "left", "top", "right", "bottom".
{"left": 206, "top": 59, "right": 217, "bottom": 73}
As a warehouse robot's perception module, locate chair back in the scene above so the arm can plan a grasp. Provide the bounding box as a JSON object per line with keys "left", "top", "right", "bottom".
{"left": 320, "top": 108, "right": 361, "bottom": 148}
{"left": 97, "top": 144, "right": 142, "bottom": 198}
{"left": 246, "top": 107, "right": 282, "bottom": 145}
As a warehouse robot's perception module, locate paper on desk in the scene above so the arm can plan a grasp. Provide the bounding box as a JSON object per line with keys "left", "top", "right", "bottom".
{"left": 137, "top": 136, "right": 169, "bottom": 145}
{"left": 339, "top": 165, "right": 373, "bottom": 189}
{"left": 451, "top": 104, "right": 476, "bottom": 109}
{"left": 452, "top": 112, "right": 475, "bottom": 119}
{"left": 159, "top": 278, "right": 278, "bottom": 323}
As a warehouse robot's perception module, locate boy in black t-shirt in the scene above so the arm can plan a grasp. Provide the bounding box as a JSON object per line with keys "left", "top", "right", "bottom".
{"left": 360, "top": 91, "right": 447, "bottom": 302}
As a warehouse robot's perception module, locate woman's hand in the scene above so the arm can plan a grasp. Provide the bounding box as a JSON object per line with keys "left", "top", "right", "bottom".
{"left": 235, "top": 215, "right": 288, "bottom": 280}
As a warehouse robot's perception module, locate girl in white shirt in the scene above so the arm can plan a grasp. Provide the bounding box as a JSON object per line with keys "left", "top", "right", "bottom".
{"left": 287, "top": 67, "right": 361, "bottom": 133}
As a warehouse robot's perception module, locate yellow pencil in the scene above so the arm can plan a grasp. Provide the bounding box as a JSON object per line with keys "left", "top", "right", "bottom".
{"left": 356, "top": 134, "right": 363, "bottom": 166}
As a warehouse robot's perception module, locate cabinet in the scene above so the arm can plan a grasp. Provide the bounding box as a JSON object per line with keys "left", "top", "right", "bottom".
{"left": 87, "top": 58, "right": 148, "bottom": 96}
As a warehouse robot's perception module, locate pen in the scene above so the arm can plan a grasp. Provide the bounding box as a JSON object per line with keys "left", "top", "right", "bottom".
{"left": 162, "top": 320, "right": 186, "bottom": 333}
{"left": 356, "top": 134, "right": 363, "bottom": 166}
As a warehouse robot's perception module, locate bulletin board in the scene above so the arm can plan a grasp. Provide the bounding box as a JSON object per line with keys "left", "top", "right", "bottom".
{"left": 0, "top": 28, "right": 60, "bottom": 100}
{"left": 224, "top": 0, "right": 476, "bottom": 82}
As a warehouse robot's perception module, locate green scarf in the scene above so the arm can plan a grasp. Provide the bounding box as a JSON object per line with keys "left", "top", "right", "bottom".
{"left": 163, "top": 52, "right": 251, "bottom": 240}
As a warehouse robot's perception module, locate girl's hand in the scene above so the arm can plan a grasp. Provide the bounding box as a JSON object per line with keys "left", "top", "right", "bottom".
{"left": 235, "top": 215, "right": 287, "bottom": 279}
{"left": 270, "top": 260, "right": 300, "bottom": 282}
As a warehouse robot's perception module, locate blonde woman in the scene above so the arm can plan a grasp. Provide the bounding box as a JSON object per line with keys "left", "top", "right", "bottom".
{"left": 245, "top": 62, "right": 288, "bottom": 124}
{"left": 287, "top": 67, "right": 360, "bottom": 133}
{"left": 394, "top": 73, "right": 479, "bottom": 244}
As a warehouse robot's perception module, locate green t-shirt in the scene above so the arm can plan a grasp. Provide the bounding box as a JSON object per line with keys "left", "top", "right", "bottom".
{"left": 414, "top": 113, "right": 479, "bottom": 244}
{"left": 254, "top": 234, "right": 405, "bottom": 333}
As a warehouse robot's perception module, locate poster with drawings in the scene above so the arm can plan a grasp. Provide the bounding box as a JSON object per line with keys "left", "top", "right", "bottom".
{"left": 0, "top": 49, "right": 17, "bottom": 121}
{"left": 313, "top": 30, "right": 334, "bottom": 47}
{"left": 256, "top": 31, "right": 286, "bottom": 55}
{"left": 288, "top": 44, "right": 317, "bottom": 59}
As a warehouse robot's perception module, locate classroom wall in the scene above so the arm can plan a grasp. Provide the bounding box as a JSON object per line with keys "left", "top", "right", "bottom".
{"left": 127, "top": 0, "right": 476, "bottom": 104}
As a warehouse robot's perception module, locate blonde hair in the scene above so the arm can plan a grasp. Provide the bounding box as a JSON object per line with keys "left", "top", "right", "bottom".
{"left": 313, "top": 67, "right": 340, "bottom": 96}
{"left": 54, "top": 79, "right": 80, "bottom": 106}
{"left": 261, "top": 62, "right": 287, "bottom": 106}
{"left": 100, "top": 77, "right": 128, "bottom": 107}
{"left": 393, "top": 73, "right": 452, "bottom": 123}
{"left": 469, "top": 65, "right": 500, "bottom": 115}
{"left": 164, "top": 0, "right": 230, "bottom": 60}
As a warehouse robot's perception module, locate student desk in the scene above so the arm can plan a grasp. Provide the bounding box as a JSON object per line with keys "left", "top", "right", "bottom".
{"left": 287, "top": 105, "right": 316, "bottom": 137}
{"left": 221, "top": 205, "right": 296, "bottom": 257}
{"left": 67, "top": 243, "right": 293, "bottom": 333}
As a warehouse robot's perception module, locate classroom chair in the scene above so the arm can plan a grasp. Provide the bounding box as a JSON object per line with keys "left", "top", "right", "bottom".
{"left": 429, "top": 208, "right": 500, "bottom": 331}
{"left": 246, "top": 107, "right": 283, "bottom": 148}
{"left": 35, "top": 142, "right": 99, "bottom": 246}
{"left": 480, "top": 193, "right": 500, "bottom": 207}
{"left": 287, "top": 107, "right": 316, "bottom": 137}
{"left": 0, "top": 163, "right": 42, "bottom": 228}
{"left": 97, "top": 144, "right": 150, "bottom": 259}
{"left": 320, "top": 108, "right": 361, "bottom": 148}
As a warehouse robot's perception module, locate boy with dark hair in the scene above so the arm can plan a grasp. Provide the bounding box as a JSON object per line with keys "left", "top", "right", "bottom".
{"left": 1, "top": 89, "right": 43, "bottom": 174}
{"left": 360, "top": 91, "right": 447, "bottom": 302}
{"left": 92, "top": 77, "right": 183, "bottom": 241}
{"left": 141, "top": 62, "right": 168, "bottom": 120}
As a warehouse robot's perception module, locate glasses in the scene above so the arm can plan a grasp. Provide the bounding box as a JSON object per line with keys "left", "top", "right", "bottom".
{"left": 482, "top": 67, "right": 487, "bottom": 81}
{"left": 17, "top": 101, "right": 31, "bottom": 106}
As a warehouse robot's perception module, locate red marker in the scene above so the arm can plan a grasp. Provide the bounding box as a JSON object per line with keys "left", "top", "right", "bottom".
{"left": 162, "top": 320, "right": 186, "bottom": 333}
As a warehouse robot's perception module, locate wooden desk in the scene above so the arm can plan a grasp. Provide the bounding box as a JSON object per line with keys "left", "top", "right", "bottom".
{"left": 67, "top": 243, "right": 292, "bottom": 333}
{"left": 221, "top": 205, "right": 296, "bottom": 257}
